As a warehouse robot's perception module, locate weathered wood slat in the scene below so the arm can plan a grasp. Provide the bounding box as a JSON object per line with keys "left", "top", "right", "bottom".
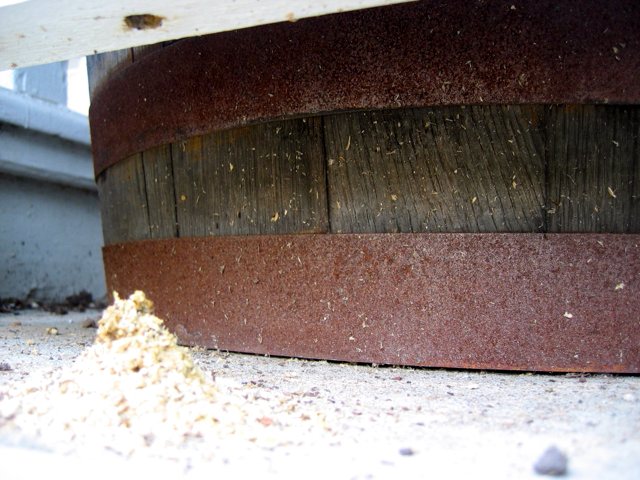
{"left": 633, "top": 113, "right": 640, "bottom": 232}
{"left": 131, "top": 43, "right": 165, "bottom": 62}
{"left": 171, "top": 118, "right": 328, "bottom": 237}
{"left": 472, "top": 105, "right": 547, "bottom": 232}
{"left": 90, "top": 44, "right": 177, "bottom": 245}
{"left": 324, "top": 106, "right": 546, "bottom": 233}
{"left": 87, "top": 42, "right": 165, "bottom": 103}
{"left": 546, "top": 106, "right": 639, "bottom": 232}
{"left": 96, "top": 154, "right": 150, "bottom": 245}
{"left": 86, "top": 50, "right": 132, "bottom": 99}
{"left": 87, "top": 42, "right": 167, "bottom": 100}
{"left": 93, "top": 105, "right": 639, "bottom": 244}
{"left": 141, "top": 144, "right": 178, "bottom": 239}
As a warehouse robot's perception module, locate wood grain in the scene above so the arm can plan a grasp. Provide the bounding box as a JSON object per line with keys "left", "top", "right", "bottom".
{"left": 546, "top": 106, "right": 639, "bottom": 233}
{"left": 94, "top": 105, "right": 639, "bottom": 244}
{"left": 131, "top": 43, "right": 165, "bottom": 62}
{"left": 141, "top": 144, "right": 178, "bottom": 239}
{"left": 171, "top": 118, "right": 328, "bottom": 237}
{"left": 87, "top": 42, "right": 166, "bottom": 100}
{"left": 633, "top": 111, "right": 640, "bottom": 232}
{"left": 96, "top": 154, "right": 150, "bottom": 245}
{"left": 86, "top": 50, "right": 132, "bottom": 99}
{"left": 324, "top": 106, "right": 546, "bottom": 233}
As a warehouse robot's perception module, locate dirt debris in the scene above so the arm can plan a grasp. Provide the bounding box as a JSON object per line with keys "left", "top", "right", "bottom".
{"left": 0, "top": 290, "right": 105, "bottom": 315}
{"left": 45, "top": 327, "right": 58, "bottom": 336}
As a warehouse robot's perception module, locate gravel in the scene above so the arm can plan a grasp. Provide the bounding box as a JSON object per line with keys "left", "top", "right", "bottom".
{"left": 534, "top": 445, "right": 569, "bottom": 476}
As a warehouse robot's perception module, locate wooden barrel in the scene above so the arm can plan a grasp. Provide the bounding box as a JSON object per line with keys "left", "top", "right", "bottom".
{"left": 88, "top": 0, "right": 640, "bottom": 372}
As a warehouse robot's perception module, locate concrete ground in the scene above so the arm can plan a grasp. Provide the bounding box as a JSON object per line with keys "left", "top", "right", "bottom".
{"left": 0, "top": 310, "right": 638, "bottom": 479}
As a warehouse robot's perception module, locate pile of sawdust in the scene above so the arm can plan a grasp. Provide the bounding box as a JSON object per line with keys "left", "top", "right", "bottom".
{"left": 0, "top": 291, "right": 245, "bottom": 457}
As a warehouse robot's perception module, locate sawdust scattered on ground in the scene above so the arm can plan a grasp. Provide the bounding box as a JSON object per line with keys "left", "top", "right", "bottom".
{"left": 0, "top": 291, "right": 329, "bottom": 460}
{"left": 1, "top": 294, "right": 639, "bottom": 477}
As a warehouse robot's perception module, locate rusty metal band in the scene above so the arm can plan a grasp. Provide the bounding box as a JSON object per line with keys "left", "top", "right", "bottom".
{"left": 90, "top": 0, "right": 640, "bottom": 177}
{"left": 103, "top": 233, "right": 640, "bottom": 373}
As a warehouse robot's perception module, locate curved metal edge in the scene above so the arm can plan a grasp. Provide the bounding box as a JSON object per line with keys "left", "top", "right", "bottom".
{"left": 90, "top": 0, "right": 640, "bottom": 177}
{"left": 103, "top": 233, "right": 640, "bottom": 373}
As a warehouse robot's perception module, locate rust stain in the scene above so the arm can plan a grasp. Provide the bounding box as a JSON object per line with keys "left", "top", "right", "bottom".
{"left": 103, "top": 233, "right": 640, "bottom": 373}
{"left": 91, "top": 0, "right": 640, "bottom": 177}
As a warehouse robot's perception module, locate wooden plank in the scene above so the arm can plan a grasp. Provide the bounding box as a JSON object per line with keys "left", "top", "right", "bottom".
{"left": 94, "top": 105, "right": 638, "bottom": 244}
{"left": 546, "top": 106, "right": 639, "bottom": 233}
{"left": 141, "top": 144, "right": 178, "bottom": 239}
{"left": 171, "top": 118, "right": 328, "bottom": 237}
{"left": 86, "top": 50, "right": 132, "bottom": 99}
{"left": 0, "top": 0, "right": 413, "bottom": 70}
{"left": 131, "top": 42, "right": 165, "bottom": 62}
{"left": 324, "top": 106, "right": 546, "bottom": 233}
{"left": 86, "top": 42, "right": 165, "bottom": 100}
{"left": 96, "top": 154, "right": 150, "bottom": 245}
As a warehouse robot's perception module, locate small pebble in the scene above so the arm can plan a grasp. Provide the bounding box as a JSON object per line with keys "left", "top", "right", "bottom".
{"left": 399, "top": 447, "right": 415, "bottom": 456}
{"left": 534, "top": 446, "right": 568, "bottom": 476}
{"left": 81, "top": 318, "right": 98, "bottom": 329}
{"left": 46, "top": 327, "right": 59, "bottom": 335}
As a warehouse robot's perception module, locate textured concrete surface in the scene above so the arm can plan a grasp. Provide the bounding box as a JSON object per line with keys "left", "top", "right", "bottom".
{"left": 0, "top": 77, "right": 102, "bottom": 304}
{"left": 1, "top": 310, "right": 639, "bottom": 479}
{"left": 0, "top": 174, "right": 105, "bottom": 303}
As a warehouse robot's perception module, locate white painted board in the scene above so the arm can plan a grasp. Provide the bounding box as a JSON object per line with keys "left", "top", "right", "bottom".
{"left": 0, "top": 0, "right": 413, "bottom": 70}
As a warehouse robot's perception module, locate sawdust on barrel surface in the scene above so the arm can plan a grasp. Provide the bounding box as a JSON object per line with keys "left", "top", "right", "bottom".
{"left": 0, "top": 291, "right": 253, "bottom": 457}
